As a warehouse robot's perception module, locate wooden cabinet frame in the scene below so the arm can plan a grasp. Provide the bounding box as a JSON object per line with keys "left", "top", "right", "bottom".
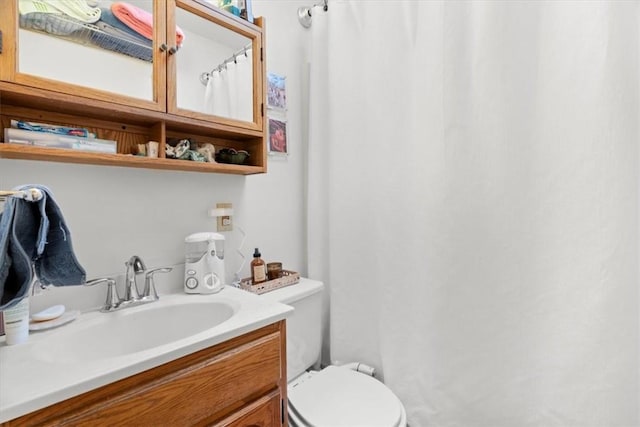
{"left": 0, "top": 0, "right": 267, "bottom": 175}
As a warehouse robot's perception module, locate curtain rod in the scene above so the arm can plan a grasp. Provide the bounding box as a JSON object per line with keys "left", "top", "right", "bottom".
{"left": 200, "top": 42, "right": 252, "bottom": 86}
{"left": 298, "top": 0, "right": 328, "bottom": 28}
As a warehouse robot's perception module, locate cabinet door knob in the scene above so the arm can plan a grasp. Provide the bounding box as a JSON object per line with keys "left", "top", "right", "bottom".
{"left": 159, "top": 43, "right": 168, "bottom": 52}
{"left": 168, "top": 46, "right": 179, "bottom": 55}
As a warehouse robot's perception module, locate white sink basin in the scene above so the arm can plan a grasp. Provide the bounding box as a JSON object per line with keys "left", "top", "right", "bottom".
{"left": 0, "top": 284, "right": 297, "bottom": 424}
{"left": 33, "top": 300, "right": 236, "bottom": 363}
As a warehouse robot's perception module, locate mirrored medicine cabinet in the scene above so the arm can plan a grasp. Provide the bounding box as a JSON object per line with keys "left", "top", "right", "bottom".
{"left": 0, "top": 0, "right": 267, "bottom": 174}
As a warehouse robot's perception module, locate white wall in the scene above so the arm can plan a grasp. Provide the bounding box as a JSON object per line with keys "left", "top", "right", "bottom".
{"left": 1, "top": 0, "right": 310, "bottom": 312}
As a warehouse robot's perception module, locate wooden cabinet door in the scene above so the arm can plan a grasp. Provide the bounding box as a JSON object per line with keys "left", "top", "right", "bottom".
{"left": 0, "top": 0, "right": 166, "bottom": 112}
{"left": 168, "top": 0, "right": 264, "bottom": 132}
{"left": 215, "top": 392, "right": 282, "bottom": 427}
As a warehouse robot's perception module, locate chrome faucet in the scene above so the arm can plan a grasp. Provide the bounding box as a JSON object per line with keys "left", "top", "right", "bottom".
{"left": 124, "top": 255, "right": 146, "bottom": 302}
{"left": 86, "top": 257, "right": 172, "bottom": 312}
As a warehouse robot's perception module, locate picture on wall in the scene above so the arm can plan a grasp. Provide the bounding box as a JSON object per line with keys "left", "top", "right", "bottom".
{"left": 267, "top": 72, "right": 287, "bottom": 110}
{"left": 268, "top": 118, "right": 288, "bottom": 155}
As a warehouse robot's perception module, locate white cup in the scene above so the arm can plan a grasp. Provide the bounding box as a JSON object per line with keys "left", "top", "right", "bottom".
{"left": 147, "top": 141, "right": 159, "bottom": 158}
{"left": 3, "top": 297, "right": 29, "bottom": 345}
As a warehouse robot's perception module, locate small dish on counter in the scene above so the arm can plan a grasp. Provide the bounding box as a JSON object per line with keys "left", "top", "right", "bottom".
{"left": 29, "top": 310, "right": 79, "bottom": 331}
{"left": 31, "top": 304, "right": 66, "bottom": 322}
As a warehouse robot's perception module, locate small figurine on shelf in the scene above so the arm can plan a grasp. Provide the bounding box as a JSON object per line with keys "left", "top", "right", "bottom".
{"left": 197, "top": 143, "right": 216, "bottom": 163}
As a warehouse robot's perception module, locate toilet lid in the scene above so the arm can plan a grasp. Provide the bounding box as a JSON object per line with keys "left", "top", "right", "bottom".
{"left": 288, "top": 366, "right": 403, "bottom": 427}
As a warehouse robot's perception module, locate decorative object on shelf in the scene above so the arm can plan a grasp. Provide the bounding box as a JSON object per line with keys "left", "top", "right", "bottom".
{"left": 267, "top": 72, "right": 287, "bottom": 111}
{"left": 215, "top": 148, "right": 250, "bottom": 165}
{"left": 146, "top": 141, "right": 159, "bottom": 158}
{"left": 165, "top": 138, "right": 208, "bottom": 161}
{"left": 174, "top": 139, "right": 190, "bottom": 158}
{"left": 268, "top": 118, "right": 288, "bottom": 155}
{"left": 240, "top": 270, "right": 300, "bottom": 294}
{"left": 196, "top": 143, "right": 216, "bottom": 162}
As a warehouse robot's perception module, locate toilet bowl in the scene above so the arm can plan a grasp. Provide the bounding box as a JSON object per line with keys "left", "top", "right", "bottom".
{"left": 288, "top": 365, "right": 407, "bottom": 427}
{"left": 261, "top": 279, "right": 407, "bottom": 427}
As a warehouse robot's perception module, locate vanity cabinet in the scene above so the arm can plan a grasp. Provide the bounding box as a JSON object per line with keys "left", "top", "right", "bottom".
{"left": 0, "top": 0, "right": 267, "bottom": 174}
{"left": 1, "top": 321, "right": 288, "bottom": 426}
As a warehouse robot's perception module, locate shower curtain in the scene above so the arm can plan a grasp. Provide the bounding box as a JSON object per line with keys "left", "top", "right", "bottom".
{"left": 307, "top": 2, "right": 639, "bottom": 426}
{"left": 204, "top": 50, "right": 253, "bottom": 122}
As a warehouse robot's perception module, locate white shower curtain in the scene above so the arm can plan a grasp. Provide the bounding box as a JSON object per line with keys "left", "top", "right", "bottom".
{"left": 204, "top": 49, "right": 253, "bottom": 122}
{"left": 307, "top": 2, "right": 639, "bottom": 426}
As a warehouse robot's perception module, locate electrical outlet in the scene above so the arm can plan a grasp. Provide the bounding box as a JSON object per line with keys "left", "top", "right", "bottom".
{"left": 216, "top": 202, "right": 233, "bottom": 232}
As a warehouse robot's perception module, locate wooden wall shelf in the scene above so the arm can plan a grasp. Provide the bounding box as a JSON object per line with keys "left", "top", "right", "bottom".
{"left": 0, "top": 0, "right": 267, "bottom": 175}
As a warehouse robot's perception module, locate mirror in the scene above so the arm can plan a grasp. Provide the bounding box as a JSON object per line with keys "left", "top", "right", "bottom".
{"left": 174, "top": 4, "right": 254, "bottom": 123}
{"left": 16, "top": 0, "right": 257, "bottom": 123}
{"left": 17, "top": 0, "right": 155, "bottom": 101}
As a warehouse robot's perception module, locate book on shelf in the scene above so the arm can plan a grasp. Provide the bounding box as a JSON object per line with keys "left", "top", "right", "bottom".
{"left": 10, "top": 120, "right": 95, "bottom": 138}
{"left": 3, "top": 128, "right": 117, "bottom": 154}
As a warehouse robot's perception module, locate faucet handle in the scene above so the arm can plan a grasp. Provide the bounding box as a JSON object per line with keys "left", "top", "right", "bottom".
{"left": 142, "top": 267, "right": 172, "bottom": 301}
{"left": 85, "top": 277, "right": 120, "bottom": 312}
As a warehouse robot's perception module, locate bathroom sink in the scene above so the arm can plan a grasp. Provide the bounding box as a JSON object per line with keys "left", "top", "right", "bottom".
{"left": 33, "top": 300, "right": 236, "bottom": 363}
{"left": 1, "top": 285, "right": 294, "bottom": 424}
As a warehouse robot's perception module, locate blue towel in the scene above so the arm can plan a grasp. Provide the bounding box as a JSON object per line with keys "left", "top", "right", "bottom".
{"left": 0, "top": 185, "right": 86, "bottom": 309}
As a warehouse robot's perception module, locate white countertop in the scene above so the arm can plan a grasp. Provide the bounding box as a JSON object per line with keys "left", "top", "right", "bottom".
{"left": 0, "top": 285, "right": 293, "bottom": 423}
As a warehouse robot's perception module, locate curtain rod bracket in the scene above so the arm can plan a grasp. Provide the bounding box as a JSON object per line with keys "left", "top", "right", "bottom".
{"left": 298, "top": 0, "right": 327, "bottom": 28}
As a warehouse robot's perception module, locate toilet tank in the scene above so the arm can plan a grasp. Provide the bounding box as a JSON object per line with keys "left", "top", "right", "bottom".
{"left": 260, "top": 278, "right": 324, "bottom": 380}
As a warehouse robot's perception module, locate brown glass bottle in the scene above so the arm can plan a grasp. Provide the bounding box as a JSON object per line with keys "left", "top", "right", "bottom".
{"left": 251, "top": 248, "right": 267, "bottom": 284}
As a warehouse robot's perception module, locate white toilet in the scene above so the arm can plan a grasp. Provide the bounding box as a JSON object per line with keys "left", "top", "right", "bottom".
{"left": 261, "top": 278, "right": 407, "bottom": 427}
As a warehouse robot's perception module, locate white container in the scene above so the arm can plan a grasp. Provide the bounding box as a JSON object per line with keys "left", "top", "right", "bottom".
{"left": 2, "top": 298, "right": 30, "bottom": 345}
{"left": 147, "top": 141, "right": 159, "bottom": 158}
